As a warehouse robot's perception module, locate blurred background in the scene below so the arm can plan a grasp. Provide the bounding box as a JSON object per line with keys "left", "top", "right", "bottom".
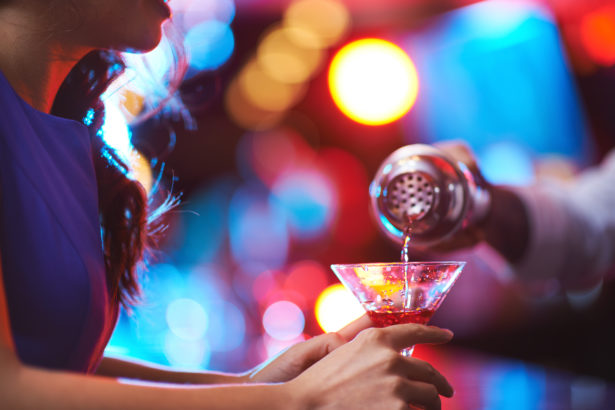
{"left": 102, "top": 0, "right": 615, "bottom": 385}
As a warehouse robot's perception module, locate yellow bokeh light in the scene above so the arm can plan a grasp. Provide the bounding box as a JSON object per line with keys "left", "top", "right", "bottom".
{"left": 257, "top": 25, "right": 324, "bottom": 84}
{"left": 225, "top": 78, "right": 284, "bottom": 130}
{"left": 284, "top": 0, "right": 351, "bottom": 49}
{"left": 315, "top": 284, "right": 365, "bottom": 333}
{"left": 328, "top": 38, "right": 419, "bottom": 126}
{"left": 239, "top": 59, "right": 307, "bottom": 112}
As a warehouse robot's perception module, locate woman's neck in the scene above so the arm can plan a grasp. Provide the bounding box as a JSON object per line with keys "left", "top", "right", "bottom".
{"left": 0, "top": 6, "right": 90, "bottom": 113}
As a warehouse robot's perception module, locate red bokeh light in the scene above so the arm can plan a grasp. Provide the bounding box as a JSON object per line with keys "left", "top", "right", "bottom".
{"left": 580, "top": 5, "right": 615, "bottom": 66}
{"left": 319, "top": 148, "right": 376, "bottom": 248}
{"left": 243, "top": 128, "right": 316, "bottom": 188}
{"left": 284, "top": 260, "right": 329, "bottom": 303}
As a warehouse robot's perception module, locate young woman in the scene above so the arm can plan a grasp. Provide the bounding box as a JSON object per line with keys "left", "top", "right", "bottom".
{"left": 0, "top": 1, "right": 454, "bottom": 408}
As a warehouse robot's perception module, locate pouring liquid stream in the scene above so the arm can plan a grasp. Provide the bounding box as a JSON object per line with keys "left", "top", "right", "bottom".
{"left": 401, "top": 221, "right": 412, "bottom": 264}
{"left": 368, "top": 215, "right": 436, "bottom": 329}
{"left": 401, "top": 217, "right": 415, "bottom": 312}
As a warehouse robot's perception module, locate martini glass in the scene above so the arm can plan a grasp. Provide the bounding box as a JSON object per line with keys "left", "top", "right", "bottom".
{"left": 330, "top": 261, "right": 465, "bottom": 356}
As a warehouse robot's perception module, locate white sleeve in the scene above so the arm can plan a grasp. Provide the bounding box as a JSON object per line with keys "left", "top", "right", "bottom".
{"left": 512, "top": 149, "right": 615, "bottom": 288}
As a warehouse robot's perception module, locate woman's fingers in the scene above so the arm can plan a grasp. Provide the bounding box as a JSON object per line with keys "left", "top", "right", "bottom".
{"left": 247, "top": 333, "right": 348, "bottom": 383}
{"left": 286, "top": 323, "right": 454, "bottom": 410}
{"left": 400, "top": 380, "right": 443, "bottom": 410}
{"left": 379, "top": 324, "right": 453, "bottom": 351}
{"left": 299, "top": 332, "right": 347, "bottom": 362}
{"left": 336, "top": 314, "right": 373, "bottom": 341}
{"left": 292, "top": 314, "right": 372, "bottom": 366}
{"left": 398, "top": 357, "right": 454, "bottom": 398}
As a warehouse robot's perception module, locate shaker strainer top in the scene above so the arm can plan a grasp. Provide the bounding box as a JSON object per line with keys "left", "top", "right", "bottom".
{"left": 370, "top": 144, "right": 477, "bottom": 246}
{"left": 385, "top": 172, "right": 436, "bottom": 220}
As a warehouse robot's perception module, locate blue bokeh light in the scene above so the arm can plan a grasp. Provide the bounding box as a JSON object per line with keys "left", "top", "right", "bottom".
{"left": 229, "top": 183, "right": 289, "bottom": 271}
{"left": 483, "top": 363, "right": 547, "bottom": 409}
{"left": 271, "top": 170, "right": 335, "bottom": 239}
{"left": 164, "top": 332, "right": 211, "bottom": 370}
{"left": 166, "top": 298, "right": 209, "bottom": 341}
{"left": 169, "top": 179, "right": 234, "bottom": 265}
{"left": 478, "top": 141, "right": 535, "bottom": 185}
{"left": 205, "top": 300, "right": 246, "bottom": 352}
{"left": 105, "top": 264, "right": 185, "bottom": 362}
{"left": 185, "top": 21, "right": 235, "bottom": 71}
{"left": 402, "top": 0, "right": 594, "bottom": 168}
{"left": 105, "top": 263, "right": 242, "bottom": 369}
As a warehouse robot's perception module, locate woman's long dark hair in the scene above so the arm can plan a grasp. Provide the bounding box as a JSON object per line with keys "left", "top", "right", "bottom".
{"left": 51, "top": 50, "right": 175, "bottom": 309}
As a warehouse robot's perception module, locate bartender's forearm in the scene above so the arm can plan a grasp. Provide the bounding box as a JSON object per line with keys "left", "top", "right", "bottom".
{"left": 483, "top": 186, "right": 530, "bottom": 264}
{"left": 96, "top": 356, "right": 247, "bottom": 385}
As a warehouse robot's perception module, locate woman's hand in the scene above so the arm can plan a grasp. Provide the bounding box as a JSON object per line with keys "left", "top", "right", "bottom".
{"left": 245, "top": 315, "right": 373, "bottom": 384}
{"left": 285, "top": 324, "right": 454, "bottom": 410}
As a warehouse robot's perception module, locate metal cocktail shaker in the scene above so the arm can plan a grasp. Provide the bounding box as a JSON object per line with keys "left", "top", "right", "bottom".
{"left": 369, "top": 144, "right": 490, "bottom": 247}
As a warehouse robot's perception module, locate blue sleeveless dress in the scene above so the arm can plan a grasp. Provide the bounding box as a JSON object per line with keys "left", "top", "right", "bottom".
{"left": 0, "top": 71, "right": 118, "bottom": 373}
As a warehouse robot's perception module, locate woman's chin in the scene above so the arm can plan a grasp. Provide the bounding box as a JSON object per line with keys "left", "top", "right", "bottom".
{"left": 119, "top": 32, "right": 163, "bottom": 54}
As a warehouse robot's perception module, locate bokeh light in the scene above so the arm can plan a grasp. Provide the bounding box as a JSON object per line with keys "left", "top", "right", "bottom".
{"left": 319, "top": 148, "right": 374, "bottom": 248}
{"left": 262, "top": 301, "right": 306, "bottom": 341}
{"left": 225, "top": 78, "right": 284, "bottom": 130}
{"left": 169, "top": 180, "right": 231, "bottom": 265}
{"left": 164, "top": 332, "right": 211, "bottom": 370}
{"left": 257, "top": 25, "right": 324, "bottom": 84}
{"left": 229, "top": 184, "right": 289, "bottom": 270}
{"left": 182, "top": 0, "right": 236, "bottom": 29}
{"left": 226, "top": 0, "right": 349, "bottom": 131}
{"left": 271, "top": 169, "right": 336, "bottom": 239}
{"left": 166, "top": 298, "right": 208, "bottom": 341}
{"left": 315, "top": 284, "right": 365, "bottom": 333}
{"left": 239, "top": 60, "right": 307, "bottom": 112}
{"left": 284, "top": 260, "right": 329, "bottom": 304}
{"left": 328, "top": 38, "right": 419, "bottom": 125}
{"left": 566, "top": 280, "right": 603, "bottom": 311}
{"left": 478, "top": 142, "right": 535, "bottom": 185}
{"left": 580, "top": 5, "right": 615, "bottom": 66}
{"left": 252, "top": 269, "right": 280, "bottom": 303}
{"left": 401, "top": 0, "right": 591, "bottom": 162}
{"left": 284, "top": 0, "right": 351, "bottom": 49}
{"left": 205, "top": 300, "right": 246, "bottom": 352}
{"left": 185, "top": 20, "right": 235, "bottom": 71}
{"left": 482, "top": 364, "right": 546, "bottom": 409}
{"left": 236, "top": 129, "right": 301, "bottom": 186}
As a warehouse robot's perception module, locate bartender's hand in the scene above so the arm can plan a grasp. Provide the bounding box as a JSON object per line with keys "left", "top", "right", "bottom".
{"left": 431, "top": 141, "right": 492, "bottom": 251}
{"left": 433, "top": 141, "right": 529, "bottom": 263}
{"left": 245, "top": 314, "right": 373, "bottom": 383}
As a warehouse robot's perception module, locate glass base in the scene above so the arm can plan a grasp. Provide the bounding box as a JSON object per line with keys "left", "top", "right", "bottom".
{"left": 401, "top": 346, "right": 414, "bottom": 357}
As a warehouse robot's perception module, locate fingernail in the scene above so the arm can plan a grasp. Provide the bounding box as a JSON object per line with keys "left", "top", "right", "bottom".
{"left": 442, "top": 328, "right": 454, "bottom": 337}
{"left": 444, "top": 384, "right": 454, "bottom": 398}
{"left": 435, "top": 328, "right": 454, "bottom": 339}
